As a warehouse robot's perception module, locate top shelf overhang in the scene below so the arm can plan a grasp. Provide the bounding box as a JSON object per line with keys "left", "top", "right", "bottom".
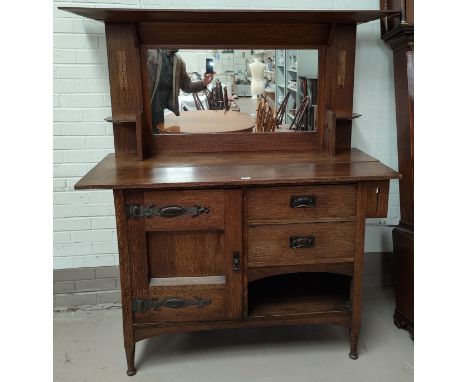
{"left": 58, "top": 8, "right": 400, "bottom": 25}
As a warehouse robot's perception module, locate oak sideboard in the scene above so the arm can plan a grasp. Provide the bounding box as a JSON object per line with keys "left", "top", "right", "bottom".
{"left": 61, "top": 7, "right": 401, "bottom": 376}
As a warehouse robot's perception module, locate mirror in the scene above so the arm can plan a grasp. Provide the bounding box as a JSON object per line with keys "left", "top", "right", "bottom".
{"left": 147, "top": 49, "right": 318, "bottom": 134}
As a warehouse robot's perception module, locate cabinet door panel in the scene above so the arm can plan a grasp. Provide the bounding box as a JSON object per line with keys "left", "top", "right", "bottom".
{"left": 127, "top": 189, "right": 242, "bottom": 323}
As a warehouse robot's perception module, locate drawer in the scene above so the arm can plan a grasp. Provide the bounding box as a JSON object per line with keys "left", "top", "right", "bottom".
{"left": 144, "top": 283, "right": 227, "bottom": 322}
{"left": 246, "top": 185, "right": 357, "bottom": 222}
{"left": 248, "top": 222, "right": 355, "bottom": 267}
{"left": 365, "top": 180, "right": 390, "bottom": 218}
{"left": 139, "top": 189, "right": 225, "bottom": 231}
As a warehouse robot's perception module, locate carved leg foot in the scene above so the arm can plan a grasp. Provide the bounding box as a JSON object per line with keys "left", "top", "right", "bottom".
{"left": 125, "top": 343, "right": 136, "bottom": 376}
{"left": 349, "top": 328, "right": 359, "bottom": 360}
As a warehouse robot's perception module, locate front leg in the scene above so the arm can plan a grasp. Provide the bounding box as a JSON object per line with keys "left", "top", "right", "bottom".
{"left": 349, "top": 327, "right": 360, "bottom": 360}
{"left": 125, "top": 342, "right": 136, "bottom": 376}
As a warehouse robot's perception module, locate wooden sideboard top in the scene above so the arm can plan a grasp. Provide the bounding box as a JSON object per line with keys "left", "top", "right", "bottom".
{"left": 75, "top": 148, "right": 400, "bottom": 190}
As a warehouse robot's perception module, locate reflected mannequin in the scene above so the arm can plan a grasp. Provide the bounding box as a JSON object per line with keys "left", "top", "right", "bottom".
{"left": 249, "top": 57, "right": 266, "bottom": 98}
{"left": 147, "top": 49, "right": 214, "bottom": 129}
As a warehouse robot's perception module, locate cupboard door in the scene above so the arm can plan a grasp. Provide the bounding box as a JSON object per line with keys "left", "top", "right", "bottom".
{"left": 126, "top": 189, "right": 242, "bottom": 323}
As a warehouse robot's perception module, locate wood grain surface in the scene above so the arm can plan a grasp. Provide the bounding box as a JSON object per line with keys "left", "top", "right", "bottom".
{"left": 246, "top": 184, "right": 357, "bottom": 221}
{"left": 148, "top": 284, "right": 227, "bottom": 322}
{"left": 147, "top": 231, "right": 224, "bottom": 278}
{"left": 151, "top": 131, "right": 321, "bottom": 153}
{"left": 247, "top": 262, "right": 354, "bottom": 282}
{"left": 133, "top": 311, "right": 351, "bottom": 342}
{"left": 248, "top": 222, "right": 356, "bottom": 267}
{"left": 143, "top": 189, "right": 225, "bottom": 231}
{"left": 75, "top": 149, "right": 400, "bottom": 190}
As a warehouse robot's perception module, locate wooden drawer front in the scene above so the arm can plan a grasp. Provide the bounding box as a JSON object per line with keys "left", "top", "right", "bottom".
{"left": 248, "top": 222, "right": 355, "bottom": 267}
{"left": 246, "top": 185, "right": 356, "bottom": 222}
{"left": 146, "top": 284, "right": 227, "bottom": 322}
{"left": 142, "top": 189, "right": 225, "bottom": 231}
{"left": 365, "top": 180, "right": 390, "bottom": 218}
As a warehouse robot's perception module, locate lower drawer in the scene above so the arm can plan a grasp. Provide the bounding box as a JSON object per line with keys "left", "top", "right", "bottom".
{"left": 248, "top": 222, "right": 355, "bottom": 267}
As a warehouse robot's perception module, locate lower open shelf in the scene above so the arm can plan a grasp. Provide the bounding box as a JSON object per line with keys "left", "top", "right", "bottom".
{"left": 248, "top": 272, "right": 351, "bottom": 318}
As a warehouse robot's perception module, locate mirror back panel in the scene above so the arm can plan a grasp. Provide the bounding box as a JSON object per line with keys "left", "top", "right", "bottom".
{"left": 64, "top": 8, "right": 398, "bottom": 158}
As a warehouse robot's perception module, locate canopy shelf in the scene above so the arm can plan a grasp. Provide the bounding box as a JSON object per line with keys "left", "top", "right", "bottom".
{"left": 59, "top": 8, "right": 400, "bottom": 24}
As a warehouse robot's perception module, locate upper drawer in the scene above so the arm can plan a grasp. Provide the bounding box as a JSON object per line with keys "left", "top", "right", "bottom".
{"left": 139, "top": 189, "right": 225, "bottom": 231}
{"left": 246, "top": 185, "right": 357, "bottom": 222}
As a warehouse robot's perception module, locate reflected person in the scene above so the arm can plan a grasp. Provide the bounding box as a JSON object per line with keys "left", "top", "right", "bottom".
{"left": 148, "top": 49, "right": 215, "bottom": 129}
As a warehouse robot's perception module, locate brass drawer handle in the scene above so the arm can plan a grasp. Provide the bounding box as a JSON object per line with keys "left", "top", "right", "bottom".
{"left": 127, "top": 204, "right": 209, "bottom": 219}
{"left": 290, "top": 235, "right": 315, "bottom": 249}
{"left": 290, "top": 195, "right": 316, "bottom": 208}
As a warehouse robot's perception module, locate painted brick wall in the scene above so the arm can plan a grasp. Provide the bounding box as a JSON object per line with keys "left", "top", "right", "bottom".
{"left": 53, "top": 0, "right": 400, "bottom": 269}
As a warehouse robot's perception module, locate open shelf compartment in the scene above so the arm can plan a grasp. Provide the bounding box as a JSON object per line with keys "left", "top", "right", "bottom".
{"left": 248, "top": 272, "right": 351, "bottom": 318}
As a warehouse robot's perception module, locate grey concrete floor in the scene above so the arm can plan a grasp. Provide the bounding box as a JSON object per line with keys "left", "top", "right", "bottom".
{"left": 54, "top": 288, "right": 413, "bottom": 382}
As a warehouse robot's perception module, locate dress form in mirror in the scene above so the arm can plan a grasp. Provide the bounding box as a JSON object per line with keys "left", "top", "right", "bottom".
{"left": 249, "top": 58, "right": 266, "bottom": 99}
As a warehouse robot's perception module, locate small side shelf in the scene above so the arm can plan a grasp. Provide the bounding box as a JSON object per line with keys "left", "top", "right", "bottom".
{"left": 105, "top": 111, "right": 146, "bottom": 160}
{"left": 336, "top": 113, "right": 362, "bottom": 120}
{"left": 248, "top": 272, "right": 351, "bottom": 318}
{"left": 105, "top": 115, "right": 137, "bottom": 124}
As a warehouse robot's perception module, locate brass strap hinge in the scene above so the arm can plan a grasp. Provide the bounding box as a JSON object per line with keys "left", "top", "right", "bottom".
{"left": 126, "top": 204, "right": 209, "bottom": 219}
{"left": 132, "top": 297, "right": 211, "bottom": 313}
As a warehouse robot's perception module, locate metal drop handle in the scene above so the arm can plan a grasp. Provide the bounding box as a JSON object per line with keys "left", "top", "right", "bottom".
{"left": 232, "top": 252, "right": 240, "bottom": 271}
{"left": 290, "top": 236, "right": 315, "bottom": 249}
{"left": 290, "top": 195, "right": 316, "bottom": 208}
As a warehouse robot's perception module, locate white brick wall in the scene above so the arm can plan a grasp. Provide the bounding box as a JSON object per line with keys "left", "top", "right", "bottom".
{"left": 53, "top": 0, "right": 400, "bottom": 269}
